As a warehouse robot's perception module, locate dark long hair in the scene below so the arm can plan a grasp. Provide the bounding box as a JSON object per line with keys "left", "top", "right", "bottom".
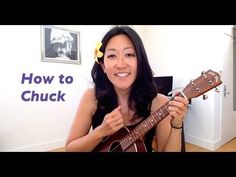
{"left": 91, "top": 26, "right": 158, "bottom": 125}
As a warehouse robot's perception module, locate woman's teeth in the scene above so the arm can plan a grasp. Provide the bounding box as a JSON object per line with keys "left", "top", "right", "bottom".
{"left": 115, "top": 72, "right": 129, "bottom": 77}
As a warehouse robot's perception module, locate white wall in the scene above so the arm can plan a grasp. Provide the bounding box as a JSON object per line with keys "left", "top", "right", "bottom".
{"left": 139, "top": 25, "right": 232, "bottom": 151}
{"left": 0, "top": 25, "right": 111, "bottom": 151}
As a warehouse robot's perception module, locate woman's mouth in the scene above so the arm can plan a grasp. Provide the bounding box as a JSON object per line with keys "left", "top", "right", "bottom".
{"left": 114, "top": 72, "right": 130, "bottom": 78}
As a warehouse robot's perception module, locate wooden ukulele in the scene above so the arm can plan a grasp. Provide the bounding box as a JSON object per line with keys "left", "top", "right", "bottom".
{"left": 93, "top": 69, "right": 222, "bottom": 152}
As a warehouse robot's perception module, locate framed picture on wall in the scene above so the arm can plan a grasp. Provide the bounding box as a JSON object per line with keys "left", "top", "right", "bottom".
{"left": 41, "top": 25, "right": 81, "bottom": 64}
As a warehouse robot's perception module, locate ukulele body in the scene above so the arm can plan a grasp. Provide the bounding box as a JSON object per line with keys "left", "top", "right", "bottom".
{"left": 93, "top": 127, "right": 147, "bottom": 152}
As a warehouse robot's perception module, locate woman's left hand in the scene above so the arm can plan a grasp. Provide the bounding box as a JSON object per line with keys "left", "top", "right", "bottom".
{"left": 168, "top": 96, "right": 189, "bottom": 128}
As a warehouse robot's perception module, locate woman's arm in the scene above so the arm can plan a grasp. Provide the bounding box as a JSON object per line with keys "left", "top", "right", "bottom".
{"left": 65, "top": 88, "right": 102, "bottom": 152}
{"left": 152, "top": 94, "right": 188, "bottom": 152}
{"left": 65, "top": 88, "right": 124, "bottom": 152}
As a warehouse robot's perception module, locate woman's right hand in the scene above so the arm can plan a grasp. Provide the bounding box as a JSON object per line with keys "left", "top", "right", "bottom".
{"left": 98, "top": 106, "right": 124, "bottom": 137}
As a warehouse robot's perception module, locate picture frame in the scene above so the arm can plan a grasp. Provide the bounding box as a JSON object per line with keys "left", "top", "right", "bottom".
{"left": 41, "top": 25, "right": 81, "bottom": 65}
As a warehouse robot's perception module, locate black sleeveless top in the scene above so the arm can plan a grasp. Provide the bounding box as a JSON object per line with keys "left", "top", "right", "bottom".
{"left": 92, "top": 108, "right": 156, "bottom": 152}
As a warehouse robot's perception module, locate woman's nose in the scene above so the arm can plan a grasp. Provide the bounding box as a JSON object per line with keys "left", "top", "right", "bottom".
{"left": 116, "top": 56, "right": 126, "bottom": 68}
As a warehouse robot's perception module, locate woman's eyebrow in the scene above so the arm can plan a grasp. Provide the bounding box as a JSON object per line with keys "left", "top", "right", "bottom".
{"left": 123, "top": 47, "right": 134, "bottom": 50}
{"left": 106, "top": 47, "right": 134, "bottom": 52}
{"left": 105, "top": 48, "right": 116, "bottom": 52}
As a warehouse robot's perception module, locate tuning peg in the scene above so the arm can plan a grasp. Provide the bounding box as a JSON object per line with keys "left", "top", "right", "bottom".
{"left": 203, "top": 94, "right": 208, "bottom": 100}
{"left": 190, "top": 79, "right": 195, "bottom": 86}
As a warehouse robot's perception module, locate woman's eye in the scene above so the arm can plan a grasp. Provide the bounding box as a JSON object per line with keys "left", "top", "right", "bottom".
{"left": 126, "top": 53, "right": 136, "bottom": 57}
{"left": 107, "top": 54, "right": 116, "bottom": 59}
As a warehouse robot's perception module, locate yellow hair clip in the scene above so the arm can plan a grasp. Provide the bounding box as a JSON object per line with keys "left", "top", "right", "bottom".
{"left": 94, "top": 42, "right": 104, "bottom": 64}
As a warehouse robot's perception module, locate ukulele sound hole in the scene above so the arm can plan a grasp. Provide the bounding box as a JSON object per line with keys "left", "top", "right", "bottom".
{"left": 109, "top": 141, "right": 123, "bottom": 152}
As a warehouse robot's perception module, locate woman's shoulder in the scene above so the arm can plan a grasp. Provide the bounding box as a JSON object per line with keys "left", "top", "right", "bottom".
{"left": 151, "top": 93, "right": 169, "bottom": 113}
{"left": 83, "top": 88, "right": 96, "bottom": 99}
{"left": 81, "top": 88, "right": 97, "bottom": 115}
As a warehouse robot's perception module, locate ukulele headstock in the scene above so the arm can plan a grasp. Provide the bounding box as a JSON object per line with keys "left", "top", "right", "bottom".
{"left": 183, "top": 70, "right": 222, "bottom": 100}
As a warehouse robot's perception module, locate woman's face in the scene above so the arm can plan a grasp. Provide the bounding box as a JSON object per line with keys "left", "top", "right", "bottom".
{"left": 102, "top": 34, "right": 137, "bottom": 92}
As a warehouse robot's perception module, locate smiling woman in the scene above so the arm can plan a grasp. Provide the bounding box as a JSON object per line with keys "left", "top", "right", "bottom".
{"left": 65, "top": 26, "right": 189, "bottom": 152}
{"left": 101, "top": 34, "right": 137, "bottom": 92}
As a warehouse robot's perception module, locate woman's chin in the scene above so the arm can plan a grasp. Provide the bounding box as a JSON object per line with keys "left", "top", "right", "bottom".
{"left": 114, "top": 85, "right": 132, "bottom": 92}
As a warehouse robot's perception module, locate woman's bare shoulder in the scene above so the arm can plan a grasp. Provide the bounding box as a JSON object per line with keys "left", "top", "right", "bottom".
{"left": 83, "top": 88, "right": 96, "bottom": 99}
{"left": 81, "top": 88, "right": 97, "bottom": 115}
{"left": 151, "top": 93, "right": 169, "bottom": 112}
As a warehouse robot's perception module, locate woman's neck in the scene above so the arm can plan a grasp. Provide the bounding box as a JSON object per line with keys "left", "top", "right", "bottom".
{"left": 115, "top": 88, "right": 130, "bottom": 107}
{"left": 115, "top": 88, "right": 142, "bottom": 126}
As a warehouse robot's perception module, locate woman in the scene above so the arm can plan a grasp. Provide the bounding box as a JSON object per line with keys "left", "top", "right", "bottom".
{"left": 65, "top": 26, "right": 188, "bottom": 152}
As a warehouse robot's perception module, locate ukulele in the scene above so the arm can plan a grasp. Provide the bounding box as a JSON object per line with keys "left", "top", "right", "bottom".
{"left": 93, "top": 69, "right": 222, "bottom": 152}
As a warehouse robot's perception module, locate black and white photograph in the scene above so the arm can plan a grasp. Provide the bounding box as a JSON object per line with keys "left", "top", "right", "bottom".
{"left": 41, "top": 25, "right": 81, "bottom": 64}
